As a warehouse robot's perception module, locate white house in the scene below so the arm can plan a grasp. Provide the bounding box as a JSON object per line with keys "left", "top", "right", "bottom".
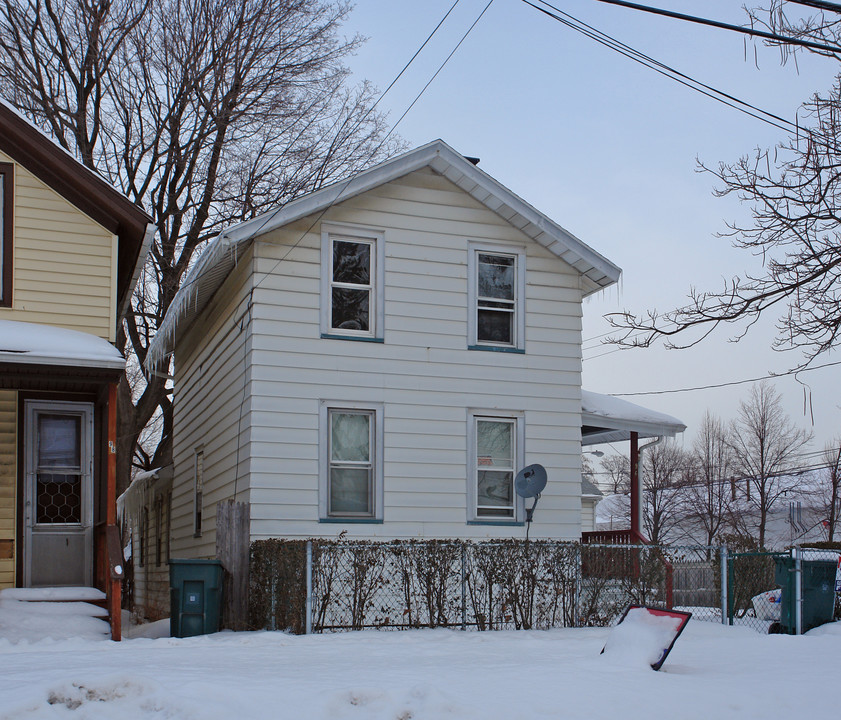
{"left": 147, "top": 140, "right": 623, "bottom": 559}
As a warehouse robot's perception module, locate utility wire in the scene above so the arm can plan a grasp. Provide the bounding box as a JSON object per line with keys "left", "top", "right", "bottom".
{"left": 524, "top": 0, "right": 799, "bottom": 134}
{"left": 152, "top": 0, "right": 486, "bottom": 361}
{"left": 249, "top": 0, "right": 495, "bottom": 295}
{"left": 584, "top": 0, "right": 841, "bottom": 54}
{"left": 603, "top": 358, "right": 841, "bottom": 397}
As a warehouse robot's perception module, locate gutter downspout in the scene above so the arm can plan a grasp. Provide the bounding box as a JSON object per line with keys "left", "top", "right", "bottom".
{"left": 633, "top": 435, "right": 664, "bottom": 538}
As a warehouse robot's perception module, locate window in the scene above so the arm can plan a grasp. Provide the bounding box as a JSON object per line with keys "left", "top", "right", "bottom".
{"left": 468, "top": 412, "right": 524, "bottom": 522}
{"left": 193, "top": 449, "right": 203, "bottom": 537}
{"left": 468, "top": 245, "right": 525, "bottom": 351}
{"left": 155, "top": 494, "right": 163, "bottom": 567}
{"left": 0, "top": 162, "right": 12, "bottom": 307}
{"left": 321, "top": 224, "right": 385, "bottom": 340}
{"left": 319, "top": 401, "right": 384, "bottom": 521}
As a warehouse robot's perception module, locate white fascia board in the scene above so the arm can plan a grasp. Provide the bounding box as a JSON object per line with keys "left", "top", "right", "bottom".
{"left": 581, "top": 411, "right": 685, "bottom": 438}
{"left": 118, "top": 221, "right": 156, "bottom": 325}
{"left": 0, "top": 351, "right": 125, "bottom": 370}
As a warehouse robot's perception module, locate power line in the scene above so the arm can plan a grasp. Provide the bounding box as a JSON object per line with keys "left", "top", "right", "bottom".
{"left": 605, "top": 358, "right": 841, "bottom": 397}
{"left": 584, "top": 0, "right": 841, "bottom": 54}
{"left": 151, "top": 0, "right": 492, "bottom": 366}
{"left": 524, "top": 1, "right": 799, "bottom": 134}
{"left": 771, "top": 1, "right": 841, "bottom": 15}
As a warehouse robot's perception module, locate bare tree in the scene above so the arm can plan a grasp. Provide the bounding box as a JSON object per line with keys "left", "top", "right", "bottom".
{"left": 812, "top": 440, "right": 841, "bottom": 542}
{"left": 607, "top": 4, "right": 841, "bottom": 367}
{"left": 681, "top": 412, "right": 735, "bottom": 548}
{"left": 728, "top": 382, "right": 812, "bottom": 548}
{"left": 642, "top": 442, "right": 688, "bottom": 545}
{"left": 599, "top": 453, "right": 631, "bottom": 494}
{"left": 0, "top": 0, "right": 400, "bottom": 491}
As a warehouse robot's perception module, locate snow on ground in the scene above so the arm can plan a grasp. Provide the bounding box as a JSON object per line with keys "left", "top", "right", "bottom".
{"left": 0, "top": 598, "right": 838, "bottom": 720}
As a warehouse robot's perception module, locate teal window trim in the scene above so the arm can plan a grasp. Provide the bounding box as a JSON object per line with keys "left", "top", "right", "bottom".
{"left": 321, "top": 333, "right": 384, "bottom": 343}
{"left": 467, "top": 345, "right": 525, "bottom": 354}
{"left": 467, "top": 520, "right": 525, "bottom": 527}
{"left": 319, "top": 517, "right": 384, "bottom": 524}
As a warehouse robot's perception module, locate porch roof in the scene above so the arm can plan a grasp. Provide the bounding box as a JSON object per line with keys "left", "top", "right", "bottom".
{"left": 0, "top": 319, "right": 125, "bottom": 370}
{"left": 581, "top": 389, "right": 686, "bottom": 446}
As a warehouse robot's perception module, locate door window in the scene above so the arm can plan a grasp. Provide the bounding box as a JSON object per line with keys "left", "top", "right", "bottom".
{"left": 35, "top": 414, "right": 83, "bottom": 524}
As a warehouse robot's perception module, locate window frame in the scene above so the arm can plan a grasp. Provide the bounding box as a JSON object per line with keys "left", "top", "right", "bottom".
{"left": 0, "top": 162, "right": 12, "bottom": 307}
{"left": 320, "top": 223, "right": 385, "bottom": 341}
{"left": 193, "top": 448, "right": 204, "bottom": 538}
{"left": 467, "top": 243, "right": 526, "bottom": 352}
{"left": 467, "top": 410, "right": 525, "bottom": 524}
{"left": 319, "top": 400, "right": 384, "bottom": 522}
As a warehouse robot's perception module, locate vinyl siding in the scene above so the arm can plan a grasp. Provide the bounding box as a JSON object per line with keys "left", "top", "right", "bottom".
{"left": 243, "top": 167, "right": 584, "bottom": 540}
{"left": 0, "top": 149, "right": 117, "bottom": 341}
{"left": 0, "top": 391, "right": 16, "bottom": 588}
{"left": 581, "top": 498, "right": 597, "bottom": 534}
{"left": 169, "top": 247, "right": 254, "bottom": 558}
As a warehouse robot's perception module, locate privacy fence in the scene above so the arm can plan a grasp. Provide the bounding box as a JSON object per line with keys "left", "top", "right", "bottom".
{"left": 248, "top": 539, "right": 757, "bottom": 634}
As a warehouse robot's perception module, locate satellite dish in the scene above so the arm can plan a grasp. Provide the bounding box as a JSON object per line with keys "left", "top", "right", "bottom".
{"left": 515, "top": 464, "right": 547, "bottom": 499}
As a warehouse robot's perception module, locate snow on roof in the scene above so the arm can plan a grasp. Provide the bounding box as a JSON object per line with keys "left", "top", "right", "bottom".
{"left": 582, "top": 389, "right": 686, "bottom": 446}
{"left": 146, "top": 139, "right": 621, "bottom": 369}
{"left": 0, "top": 319, "right": 125, "bottom": 370}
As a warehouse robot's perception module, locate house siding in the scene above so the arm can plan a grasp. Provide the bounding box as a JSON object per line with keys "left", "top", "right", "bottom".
{"left": 0, "top": 390, "right": 15, "bottom": 588}
{"left": 0, "top": 149, "right": 117, "bottom": 341}
{"left": 169, "top": 248, "right": 254, "bottom": 559}
{"left": 244, "top": 168, "right": 584, "bottom": 540}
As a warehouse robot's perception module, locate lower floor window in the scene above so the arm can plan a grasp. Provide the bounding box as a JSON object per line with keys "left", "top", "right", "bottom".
{"left": 320, "top": 402, "right": 383, "bottom": 521}
{"left": 471, "top": 413, "right": 522, "bottom": 521}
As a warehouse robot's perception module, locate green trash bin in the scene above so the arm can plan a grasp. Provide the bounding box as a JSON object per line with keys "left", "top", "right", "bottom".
{"left": 773, "top": 555, "right": 837, "bottom": 634}
{"left": 170, "top": 558, "right": 224, "bottom": 638}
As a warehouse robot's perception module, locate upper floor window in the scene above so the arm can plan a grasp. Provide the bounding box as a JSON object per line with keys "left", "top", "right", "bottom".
{"left": 0, "top": 162, "right": 13, "bottom": 307}
{"left": 320, "top": 224, "right": 385, "bottom": 341}
{"left": 468, "top": 244, "right": 525, "bottom": 351}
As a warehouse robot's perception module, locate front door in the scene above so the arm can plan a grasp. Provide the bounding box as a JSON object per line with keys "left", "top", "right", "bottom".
{"left": 23, "top": 401, "right": 94, "bottom": 587}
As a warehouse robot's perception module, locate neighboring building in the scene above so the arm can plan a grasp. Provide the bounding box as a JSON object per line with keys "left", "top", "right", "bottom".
{"left": 0, "top": 101, "right": 154, "bottom": 639}
{"left": 147, "top": 139, "right": 622, "bottom": 558}
{"left": 581, "top": 476, "right": 603, "bottom": 534}
{"left": 118, "top": 467, "right": 172, "bottom": 621}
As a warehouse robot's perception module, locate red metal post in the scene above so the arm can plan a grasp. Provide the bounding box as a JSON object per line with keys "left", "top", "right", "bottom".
{"left": 629, "top": 431, "right": 640, "bottom": 538}
{"left": 107, "top": 382, "right": 121, "bottom": 641}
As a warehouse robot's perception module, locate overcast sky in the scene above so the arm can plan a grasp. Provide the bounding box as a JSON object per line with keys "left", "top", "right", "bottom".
{"left": 342, "top": 0, "right": 840, "bottom": 466}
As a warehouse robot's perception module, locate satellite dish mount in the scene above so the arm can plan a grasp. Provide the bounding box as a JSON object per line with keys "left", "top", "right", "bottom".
{"left": 514, "top": 464, "right": 548, "bottom": 533}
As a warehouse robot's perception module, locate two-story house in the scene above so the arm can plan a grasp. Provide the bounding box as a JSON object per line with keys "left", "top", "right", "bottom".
{"left": 0, "top": 101, "right": 154, "bottom": 639}
{"left": 146, "top": 140, "right": 625, "bottom": 560}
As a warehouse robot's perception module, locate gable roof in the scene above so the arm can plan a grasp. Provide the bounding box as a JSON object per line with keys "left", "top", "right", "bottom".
{"left": 148, "top": 139, "right": 621, "bottom": 368}
{"left": 0, "top": 101, "right": 154, "bottom": 321}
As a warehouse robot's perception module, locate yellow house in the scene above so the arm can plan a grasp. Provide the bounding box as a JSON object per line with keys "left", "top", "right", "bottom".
{"left": 0, "top": 101, "right": 153, "bottom": 639}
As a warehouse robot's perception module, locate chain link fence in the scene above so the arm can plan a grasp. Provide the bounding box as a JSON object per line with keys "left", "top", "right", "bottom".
{"left": 248, "top": 539, "right": 840, "bottom": 635}
{"left": 249, "top": 539, "right": 727, "bottom": 633}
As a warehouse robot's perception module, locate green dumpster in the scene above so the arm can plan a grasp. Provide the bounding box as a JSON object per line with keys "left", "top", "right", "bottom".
{"left": 170, "top": 558, "right": 224, "bottom": 638}
{"left": 772, "top": 555, "right": 836, "bottom": 634}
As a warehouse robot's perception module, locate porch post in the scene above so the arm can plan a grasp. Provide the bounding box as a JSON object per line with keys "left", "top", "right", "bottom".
{"left": 107, "top": 382, "right": 122, "bottom": 641}
{"left": 629, "top": 431, "right": 640, "bottom": 538}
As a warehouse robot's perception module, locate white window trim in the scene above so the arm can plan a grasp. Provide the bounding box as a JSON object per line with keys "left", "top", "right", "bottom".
{"left": 320, "top": 222, "right": 386, "bottom": 340}
{"left": 467, "top": 409, "right": 525, "bottom": 523}
{"left": 467, "top": 242, "right": 526, "bottom": 351}
{"left": 319, "top": 400, "right": 385, "bottom": 522}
